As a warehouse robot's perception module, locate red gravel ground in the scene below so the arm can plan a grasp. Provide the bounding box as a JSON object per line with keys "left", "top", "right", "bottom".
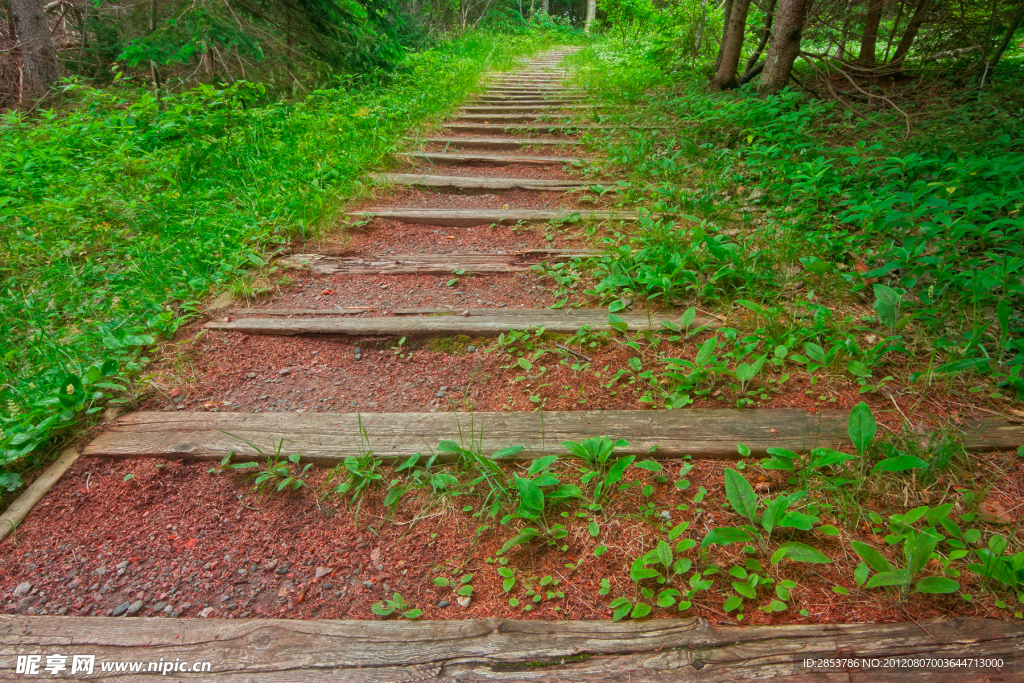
{"left": 3, "top": 452, "right": 1019, "bottom": 624}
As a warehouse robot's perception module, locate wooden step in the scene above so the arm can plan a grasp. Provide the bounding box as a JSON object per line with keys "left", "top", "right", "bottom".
{"left": 85, "top": 409, "right": 849, "bottom": 464}
{"left": 417, "top": 137, "right": 582, "bottom": 150}
{"left": 476, "top": 97, "right": 582, "bottom": 104}
{"left": 441, "top": 123, "right": 616, "bottom": 134}
{"left": 460, "top": 105, "right": 595, "bottom": 114}
{"left": 205, "top": 308, "right": 707, "bottom": 337}
{"left": 278, "top": 249, "right": 599, "bottom": 275}
{"left": 398, "top": 152, "right": 592, "bottom": 166}
{"left": 485, "top": 87, "right": 581, "bottom": 94}
{"left": 2, "top": 614, "right": 1018, "bottom": 681}
{"left": 455, "top": 114, "right": 592, "bottom": 123}
{"left": 371, "top": 173, "right": 600, "bottom": 192}
{"left": 352, "top": 207, "right": 645, "bottom": 226}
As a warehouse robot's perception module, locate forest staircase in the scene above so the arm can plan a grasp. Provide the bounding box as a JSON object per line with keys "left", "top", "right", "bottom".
{"left": 6, "top": 47, "right": 1024, "bottom": 681}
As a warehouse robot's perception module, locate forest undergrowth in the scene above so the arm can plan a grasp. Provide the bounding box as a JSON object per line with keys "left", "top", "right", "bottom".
{"left": 555, "top": 37, "right": 1024, "bottom": 418}
{"left": 0, "top": 27, "right": 568, "bottom": 490}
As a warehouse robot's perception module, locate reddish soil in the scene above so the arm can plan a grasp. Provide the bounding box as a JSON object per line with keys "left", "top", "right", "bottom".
{"left": 3, "top": 454, "right": 1018, "bottom": 624}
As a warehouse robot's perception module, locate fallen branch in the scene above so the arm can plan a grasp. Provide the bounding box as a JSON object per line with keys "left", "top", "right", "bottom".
{"left": 556, "top": 344, "right": 592, "bottom": 362}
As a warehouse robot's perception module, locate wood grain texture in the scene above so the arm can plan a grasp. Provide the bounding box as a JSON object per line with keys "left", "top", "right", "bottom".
{"left": 418, "top": 137, "right": 583, "bottom": 150}
{"left": 440, "top": 124, "right": 651, "bottom": 133}
{"left": 397, "top": 152, "right": 592, "bottom": 166}
{"left": 460, "top": 105, "right": 595, "bottom": 114}
{"left": 82, "top": 409, "right": 847, "bottom": 464}
{"left": 224, "top": 308, "right": 374, "bottom": 316}
{"left": 0, "top": 447, "right": 78, "bottom": 541}
{"left": 454, "top": 114, "right": 592, "bottom": 123}
{"left": 0, "top": 616, "right": 1019, "bottom": 682}
{"left": 278, "top": 250, "right": 599, "bottom": 275}
{"left": 355, "top": 207, "right": 644, "bottom": 226}
{"left": 960, "top": 416, "right": 1024, "bottom": 452}
{"left": 370, "top": 173, "right": 592, "bottom": 192}
{"left": 202, "top": 308, "right": 716, "bottom": 337}
{"left": 475, "top": 97, "right": 582, "bottom": 104}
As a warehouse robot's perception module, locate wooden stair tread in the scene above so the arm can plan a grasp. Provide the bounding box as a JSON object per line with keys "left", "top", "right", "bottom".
{"left": 278, "top": 249, "right": 599, "bottom": 275}
{"left": 440, "top": 123, "right": 641, "bottom": 132}
{"left": 352, "top": 207, "right": 646, "bottom": 226}
{"left": 85, "top": 409, "right": 849, "bottom": 463}
{"left": 460, "top": 105, "right": 595, "bottom": 113}
{"left": 398, "top": 152, "right": 592, "bottom": 165}
{"left": 370, "top": 173, "right": 600, "bottom": 191}
{"left": 9, "top": 613, "right": 1018, "bottom": 681}
{"left": 203, "top": 308, "right": 715, "bottom": 337}
{"left": 418, "top": 137, "right": 582, "bottom": 149}
{"left": 454, "top": 114, "right": 594, "bottom": 122}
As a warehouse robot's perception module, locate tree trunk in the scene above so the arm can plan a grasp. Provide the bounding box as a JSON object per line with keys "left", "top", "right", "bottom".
{"left": 542, "top": 0, "right": 549, "bottom": 15}
{"left": 714, "top": 0, "right": 735, "bottom": 70}
{"left": 757, "top": 0, "right": 812, "bottom": 93}
{"left": 977, "top": 0, "right": 1024, "bottom": 86}
{"left": 9, "top": 0, "right": 60, "bottom": 101}
{"left": 857, "top": 0, "right": 885, "bottom": 66}
{"left": 886, "top": 0, "right": 929, "bottom": 69}
{"left": 882, "top": 0, "right": 906, "bottom": 61}
{"left": 741, "top": 0, "right": 777, "bottom": 81}
{"left": 694, "top": 0, "right": 709, "bottom": 61}
{"left": 585, "top": 0, "right": 596, "bottom": 30}
{"left": 712, "top": 0, "right": 751, "bottom": 89}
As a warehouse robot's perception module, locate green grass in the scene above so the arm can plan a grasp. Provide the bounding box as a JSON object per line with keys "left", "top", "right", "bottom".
{"left": 562, "top": 36, "right": 1024, "bottom": 409}
{"left": 0, "top": 28, "right": 566, "bottom": 486}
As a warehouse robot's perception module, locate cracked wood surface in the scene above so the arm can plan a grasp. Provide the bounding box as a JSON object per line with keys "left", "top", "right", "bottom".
{"left": 396, "top": 152, "right": 593, "bottom": 166}
{"left": 417, "top": 137, "right": 582, "bottom": 150}
{"left": 201, "top": 308, "right": 716, "bottom": 336}
{"left": 82, "top": 409, "right": 849, "bottom": 464}
{"left": 277, "top": 249, "right": 599, "bottom": 275}
{"left": 369, "top": 173, "right": 595, "bottom": 192}
{"left": 353, "top": 207, "right": 644, "bottom": 226}
{"left": 0, "top": 616, "right": 1020, "bottom": 681}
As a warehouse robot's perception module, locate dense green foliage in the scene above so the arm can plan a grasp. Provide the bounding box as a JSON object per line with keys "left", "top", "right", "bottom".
{"left": 0, "top": 29, "right": 558, "bottom": 483}
{"left": 569, "top": 35, "right": 1024, "bottom": 407}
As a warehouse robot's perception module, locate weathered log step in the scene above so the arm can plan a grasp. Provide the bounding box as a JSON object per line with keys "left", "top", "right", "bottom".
{"left": 416, "top": 136, "right": 582, "bottom": 150}
{"left": 1, "top": 615, "right": 1019, "bottom": 682}
{"left": 85, "top": 409, "right": 849, "bottom": 464}
{"left": 204, "top": 308, "right": 712, "bottom": 338}
{"left": 460, "top": 104, "right": 596, "bottom": 114}
{"left": 484, "top": 88, "right": 582, "bottom": 94}
{"left": 398, "top": 152, "right": 592, "bottom": 166}
{"left": 475, "top": 97, "right": 582, "bottom": 105}
{"left": 455, "top": 113, "right": 594, "bottom": 123}
{"left": 278, "top": 249, "right": 599, "bottom": 275}
{"left": 352, "top": 207, "right": 645, "bottom": 226}
{"left": 441, "top": 123, "right": 635, "bottom": 133}
{"left": 370, "top": 173, "right": 606, "bottom": 192}
{"left": 488, "top": 78, "right": 568, "bottom": 84}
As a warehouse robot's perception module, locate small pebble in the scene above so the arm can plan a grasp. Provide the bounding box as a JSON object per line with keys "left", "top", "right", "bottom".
{"left": 12, "top": 582, "right": 31, "bottom": 598}
{"left": 247, "top": 372, "right": 257, "bottom": 379}
{"left": 437, "top": 600, "right": 450, "bottom": 608}
{"left": 278, "top": 368, "right": 291, "bottom": 376}
{"left": 127, "top": 600, "right": 144, "bottom": 615}
{"left": 112, "top": 602, "right": 131, "bottom": 617}
{"left": 467, "top": 345, "right": 476, "bottom": 352}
